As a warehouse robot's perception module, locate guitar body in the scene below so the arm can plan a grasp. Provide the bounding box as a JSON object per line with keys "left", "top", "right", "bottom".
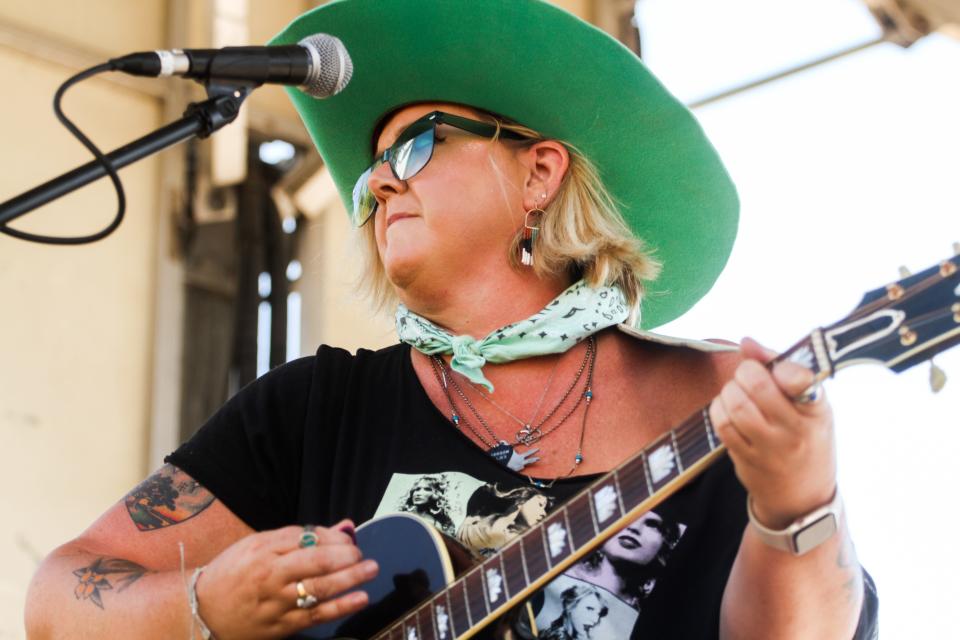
{"left": 292, "top": 513, "right": 466, "bottom": 640}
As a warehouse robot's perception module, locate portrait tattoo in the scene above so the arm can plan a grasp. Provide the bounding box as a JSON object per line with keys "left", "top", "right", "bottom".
{"left": 124, "top": 464, "right": 215, "bottom": 531}
{"left": 72, "top": 557, "right": 149, "bottom": 609}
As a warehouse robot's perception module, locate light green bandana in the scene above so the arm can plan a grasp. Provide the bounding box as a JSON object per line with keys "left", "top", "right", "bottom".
{"left": 396, "top": 280, "right": 630, "bottom": 392}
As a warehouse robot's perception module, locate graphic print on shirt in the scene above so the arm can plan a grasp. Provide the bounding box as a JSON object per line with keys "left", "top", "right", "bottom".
{"left": 520, "top": 511, "right": 687, "bottom": 638}
{"left": 374, "top": 472, "right": 554, "bottom": 557}
{"left": 374, "top": 473, "right": 687, "bottom": 638}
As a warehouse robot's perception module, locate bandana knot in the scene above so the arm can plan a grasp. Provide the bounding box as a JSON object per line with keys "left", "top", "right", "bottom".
{"left": 449, "top": 335, "right": 487, "bottom": 381}
{"left": 396, "top": 280, "right": 631, "bottom": 392}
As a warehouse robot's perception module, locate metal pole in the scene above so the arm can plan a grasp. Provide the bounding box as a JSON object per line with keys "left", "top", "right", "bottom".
{"left": 687, "top": 36, "right": 887, "bottom": 110}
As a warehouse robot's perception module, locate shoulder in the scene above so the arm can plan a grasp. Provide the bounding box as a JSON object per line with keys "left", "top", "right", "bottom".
{"left": 317, "top": 341, "right": 410, "bottom": 383}
{"left": 609, "top": 325, "right": 743, "bottom": 397}
{"left": 305, "top": 341, "right": 408, "bottom": 378}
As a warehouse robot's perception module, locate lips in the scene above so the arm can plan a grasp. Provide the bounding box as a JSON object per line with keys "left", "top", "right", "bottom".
{"left": 617, "top": 534, "right": 640, "bottom": 549}
{"left": 386, "top": 212, "right": 417, "bottom": 227}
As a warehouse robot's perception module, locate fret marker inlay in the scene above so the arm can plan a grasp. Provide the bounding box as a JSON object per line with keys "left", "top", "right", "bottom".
{"left": 649, "top": 444, "right": 676, "bottom": 483}
{"left": 789, "top": 345, "right": 815, "bottom": 369}
{"left": 485, "top": 567, "right": 503, "bottom": 603}
{"left": 436, "top": 605, "right": 449, "bottom": 640}
{"left": 547, "top": 521, "right": 568, "bottom": 558}
{"left": 593, "top": 485, "right": 618, "bottom": 523}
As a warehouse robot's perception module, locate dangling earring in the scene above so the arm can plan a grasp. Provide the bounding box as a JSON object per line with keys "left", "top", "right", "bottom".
{"left": 520, "top": 193, "right": 547, "bottom": 266}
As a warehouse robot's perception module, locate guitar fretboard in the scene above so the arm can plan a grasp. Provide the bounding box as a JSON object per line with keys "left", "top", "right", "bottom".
{"left": 375, "top": 336, "right": 823, "bottom": 640}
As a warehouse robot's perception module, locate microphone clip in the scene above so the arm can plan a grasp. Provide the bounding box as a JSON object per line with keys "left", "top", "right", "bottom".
{"left": 183, "top": 82, "right": 254, "bottom": 139}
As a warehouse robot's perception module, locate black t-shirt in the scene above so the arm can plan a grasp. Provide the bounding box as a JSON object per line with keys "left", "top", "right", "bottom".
{"left": 167, "top": 341, "right": 878, "bottom": 639}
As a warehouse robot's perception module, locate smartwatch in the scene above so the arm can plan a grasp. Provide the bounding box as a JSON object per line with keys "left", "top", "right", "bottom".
{"left": 747, "top": 489, "right": 842, "bottom": 556}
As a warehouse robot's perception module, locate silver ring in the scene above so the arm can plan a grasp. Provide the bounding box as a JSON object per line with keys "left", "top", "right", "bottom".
{"left": 796, "top": 385, "right": 822, "bottom": 404}
{"left": 295, "top": 580, "right": 319, "bottom": 609}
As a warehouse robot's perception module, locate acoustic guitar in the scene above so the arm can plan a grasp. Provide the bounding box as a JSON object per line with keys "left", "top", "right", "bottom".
{"left": 295, "top": 251, "right": 960, "bottom": 640}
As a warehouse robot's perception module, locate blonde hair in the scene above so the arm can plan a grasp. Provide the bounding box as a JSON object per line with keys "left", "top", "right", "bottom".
{"left": 357, "top": 109, "right": 660, "bottom": 319}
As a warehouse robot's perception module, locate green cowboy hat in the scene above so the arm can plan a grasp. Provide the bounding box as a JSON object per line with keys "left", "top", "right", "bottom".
{"left": 270, "top": 0, "right": 738, "bottom": 329}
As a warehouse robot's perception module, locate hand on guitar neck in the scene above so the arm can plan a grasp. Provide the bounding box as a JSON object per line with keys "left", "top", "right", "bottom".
{"left": 708, "top": 336, "right": 837, "bottom": 531}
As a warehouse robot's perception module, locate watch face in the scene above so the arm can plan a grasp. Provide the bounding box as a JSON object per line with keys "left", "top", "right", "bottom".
{"left": 793, "top": 514, "right": 838, "bottom": 555}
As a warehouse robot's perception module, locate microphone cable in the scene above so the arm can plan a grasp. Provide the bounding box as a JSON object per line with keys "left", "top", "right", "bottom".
{"left": 1, "top": 61, "right": 126, "bottom": 245}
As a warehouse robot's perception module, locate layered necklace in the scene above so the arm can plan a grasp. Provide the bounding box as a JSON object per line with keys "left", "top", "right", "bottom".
{"left": 429, "top": 335, "right": 596, "bottom": 486}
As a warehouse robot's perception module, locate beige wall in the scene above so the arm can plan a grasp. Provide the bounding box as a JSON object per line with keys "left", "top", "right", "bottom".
{"left": 0, "top": 0, "right": 166, "bottom": 55}
{"left": 0, "top": 1, "right": 622, "bottom": 636}
{"left": 0, "top": 39, "right": 163, "bottom": 640}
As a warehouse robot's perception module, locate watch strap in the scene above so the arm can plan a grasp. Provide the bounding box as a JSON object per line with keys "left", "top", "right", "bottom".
{"left": 747, "top": 488, "right": 842, "bottom": 556}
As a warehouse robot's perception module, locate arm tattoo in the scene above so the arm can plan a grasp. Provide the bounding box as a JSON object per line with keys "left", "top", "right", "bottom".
{"left": 124, "top": 464, "right": 215, "bottom": 531}
{"left": 72, "top": 557, "right": 149, "bottom": 609}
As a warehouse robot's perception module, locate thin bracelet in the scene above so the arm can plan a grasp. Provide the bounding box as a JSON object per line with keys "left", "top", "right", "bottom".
{"left": 188, "top": 566, "right": 215, "bottom": 640}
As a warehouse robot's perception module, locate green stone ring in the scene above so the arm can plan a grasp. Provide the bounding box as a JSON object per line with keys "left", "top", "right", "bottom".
{"left": 299, "top": 525, "right": 318, "bottom": 548}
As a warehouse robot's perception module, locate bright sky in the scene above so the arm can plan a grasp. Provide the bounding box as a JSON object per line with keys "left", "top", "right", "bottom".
{"left": 641, "top": 0, "right": 960, "bottom": 635}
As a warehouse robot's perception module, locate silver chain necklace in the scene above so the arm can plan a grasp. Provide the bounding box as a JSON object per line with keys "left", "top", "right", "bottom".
{"left": 429, "top": 336, "right": 596, "bottom": 477}
{"left": 472, "top": 356, "right": 562, "bottom": 435}
{"left": 440, "top": 336, "right": 593, "bottom": 446}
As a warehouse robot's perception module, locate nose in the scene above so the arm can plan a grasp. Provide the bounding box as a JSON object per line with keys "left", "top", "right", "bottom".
{"left": 367, "top": 160, "right": 407, "bottom": 212}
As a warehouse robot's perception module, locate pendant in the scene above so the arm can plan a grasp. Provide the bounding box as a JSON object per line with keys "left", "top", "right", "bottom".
{"left": 515, "top": 424, "right": 543, "bottom": 446}
{"left": 488, "top": 441, "right": 541, "bottom": 472}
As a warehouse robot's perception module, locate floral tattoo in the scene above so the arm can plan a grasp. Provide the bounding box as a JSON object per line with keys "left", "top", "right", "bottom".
{"left": 73, "top": 557, "right": 149, "bottom": 609}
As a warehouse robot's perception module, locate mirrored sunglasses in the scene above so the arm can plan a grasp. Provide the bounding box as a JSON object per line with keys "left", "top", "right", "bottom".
{"left": 350, "top": 111, "right": 528, "bottom": 227}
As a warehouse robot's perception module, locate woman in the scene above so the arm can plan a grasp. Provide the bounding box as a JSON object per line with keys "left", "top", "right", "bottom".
{"left": 397, "top": 475, "right": 457, "bottom": 537}
{"left": 456, "top": 484, "right": 552, "bottom": 556}
{"left": 567, "top": 510, "right": 683, "bottom": 609}
{"left": 24, "top": 1, "right": 877, "bottom": 638}
{"left": 539, "top": 584, "right": 609, "bottom": 640}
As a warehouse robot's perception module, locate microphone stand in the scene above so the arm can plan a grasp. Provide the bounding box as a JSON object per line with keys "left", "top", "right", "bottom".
{"left": 0, "top": 81, "right": 254, "bottom": 228}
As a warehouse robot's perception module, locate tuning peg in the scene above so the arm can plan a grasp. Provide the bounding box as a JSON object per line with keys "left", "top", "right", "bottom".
{"left": 898, "top": 266, "right": 912, "bottom": 279}
{"left": 930, "top": 359, "right": 947, "bottom": 393}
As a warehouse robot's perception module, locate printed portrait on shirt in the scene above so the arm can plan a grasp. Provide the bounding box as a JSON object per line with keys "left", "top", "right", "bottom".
{"left": 375, "top": 472, "right": 551, "bottom": 558}
{"left": 456, "top": 483, "right": 554, "bottom": 557}
{"left": 394, "top": 474, "right": 459, "bottom": 537}
{"left": 373, "top": 473, "right": 686, "bottom": 638}
{"left": 519, "top": 510, "right": 687, "bottom": 638}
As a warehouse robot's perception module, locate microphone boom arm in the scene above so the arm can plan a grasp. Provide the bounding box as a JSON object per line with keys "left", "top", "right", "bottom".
{"left": 0, "top": 82, "right": 254, "bottom": 230}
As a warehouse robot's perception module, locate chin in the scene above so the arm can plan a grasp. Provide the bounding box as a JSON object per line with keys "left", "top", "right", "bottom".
{"left": 382, "top": 251, "right": 423, "bottom": 292}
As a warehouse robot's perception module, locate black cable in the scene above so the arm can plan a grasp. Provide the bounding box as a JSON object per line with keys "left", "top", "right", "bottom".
{"left": 0, "top": 62, "right": 126, "bottom": 245}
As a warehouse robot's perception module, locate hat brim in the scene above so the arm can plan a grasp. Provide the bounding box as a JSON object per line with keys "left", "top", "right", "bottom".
{"left": 270, "top": 0, "right": 738, "bottom": 329}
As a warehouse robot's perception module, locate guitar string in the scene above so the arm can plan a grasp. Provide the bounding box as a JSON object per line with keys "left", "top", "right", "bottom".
{"left": 405, "top": 408, "right": 718, "bottom": 633}
{"left": 816, "top": 305, "right": 960, "bottom": 367}
{"left": 392, "top": 401, "right": 776, "bottom": 639}
{"left": 375, "top": 388, "right": 718, "bottom": 636}
{"left": 888, "top": 304, "right": 959, "bottom": 329}
{"left": 854, "top": 264, "right": 957, "bottom": 318}
{"left": 390, "top": 266, "right": 960, "bottom": 631}
{"left": 382, "top": 269, "right": 960, "bottom": 636}
{"left": 826, "top": 261, "right": 958, "bottom": 329}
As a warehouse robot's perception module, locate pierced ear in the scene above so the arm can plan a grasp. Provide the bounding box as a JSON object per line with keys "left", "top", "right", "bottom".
{"left": 521, "top": 140, "right": 570, "bottom": 210}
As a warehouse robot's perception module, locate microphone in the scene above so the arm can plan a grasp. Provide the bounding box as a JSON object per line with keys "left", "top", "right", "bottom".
{"left": 109, "top": 34, "right": 353, "bottom": 98}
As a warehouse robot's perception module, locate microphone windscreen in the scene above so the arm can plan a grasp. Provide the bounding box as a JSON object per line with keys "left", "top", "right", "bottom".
{"left": 299, "top": 34, "right": 353, "bottom": 98}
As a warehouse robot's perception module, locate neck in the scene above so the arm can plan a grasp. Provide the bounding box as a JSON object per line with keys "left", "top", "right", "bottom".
{"left": 398, "top": 264, "right": 571, "bottom": 338}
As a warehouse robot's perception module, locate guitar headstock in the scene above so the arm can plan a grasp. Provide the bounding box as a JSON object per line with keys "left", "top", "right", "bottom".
{"left": 819, "top": 249, "right": 960, "bottom": 376}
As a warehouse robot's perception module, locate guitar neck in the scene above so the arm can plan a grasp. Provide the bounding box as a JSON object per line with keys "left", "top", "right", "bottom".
{"left": 376, "top": 333, "right": 832, "bottom": 640}
{"left": 369, "top": 250, "right": 960, "bottom": 639}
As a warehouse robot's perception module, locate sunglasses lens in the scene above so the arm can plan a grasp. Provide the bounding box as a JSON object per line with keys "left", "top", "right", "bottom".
{"left": 392, "top": 127, "right": 435, "bottom": 180}
{"left": 349, "top": 120, "right": 438, "bottom": 227}
{"left": 351, "top": 162, "right": 379, "bottom": 227}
